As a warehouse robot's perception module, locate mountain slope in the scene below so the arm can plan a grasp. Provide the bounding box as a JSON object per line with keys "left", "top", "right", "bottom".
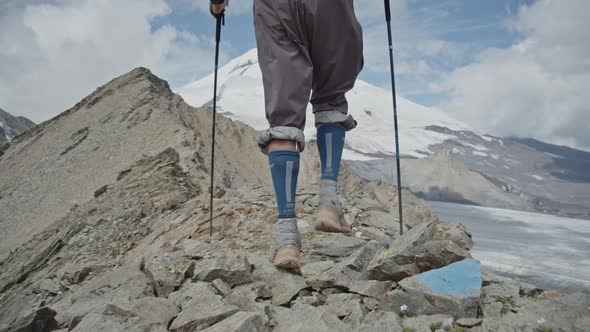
{"left": 0, "top": 67, "right": 432, "bottom": 256}
{"left": 0, "top": 68, "right": 268, "bottom": 255}
{"left": 348, "top": 150, "right": 530, "bottom": 211}
{"left": 350, "top": 126, "right": 590, "bottom": 218}
{"left": 427, "top": 128, "right": 590, "bottom": 218}
{"left": 177, "top": 49, "right": 471, "bottom": 160}
{"left": 0, "top": 108, "right": 35, "bottom": 141}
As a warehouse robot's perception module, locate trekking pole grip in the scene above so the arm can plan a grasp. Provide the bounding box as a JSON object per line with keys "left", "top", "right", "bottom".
{"left": 384, "top": 0, "right": 391, "bottom": 22}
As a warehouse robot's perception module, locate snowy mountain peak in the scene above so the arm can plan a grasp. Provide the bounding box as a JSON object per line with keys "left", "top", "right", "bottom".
{"left": 177, "top": 49, "right": 471, "bottom": 160}
{"left": 225, "top": 48, "right": 259, "bottom": 75}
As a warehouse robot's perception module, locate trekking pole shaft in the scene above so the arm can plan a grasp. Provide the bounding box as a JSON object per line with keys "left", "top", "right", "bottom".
{"left": 384, "top": 0, "right": 404, "bottom": 235}
{"left": 209, "top": 15, "right": 223, "bottom": 237}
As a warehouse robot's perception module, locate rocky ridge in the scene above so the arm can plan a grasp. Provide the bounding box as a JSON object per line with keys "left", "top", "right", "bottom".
{"left": 0, "top": 68, "right": 588, "bottom": 331}
{"left": 0, "top": 67, "right": 269, "bottom": 255}
{"left": 2, "top": 146, "right": 587, "bottom": 331}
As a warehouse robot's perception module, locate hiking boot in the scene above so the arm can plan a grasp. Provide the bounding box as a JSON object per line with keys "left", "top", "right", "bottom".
{"left": 273, "top": 244, "right": 302, "bottom": 270}
{"left": 314, "top": 203, "right": 352, "bottom": 233}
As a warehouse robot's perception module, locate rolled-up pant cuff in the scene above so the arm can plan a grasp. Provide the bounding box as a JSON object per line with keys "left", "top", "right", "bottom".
{"left": 314, "top": 111, "right": 357, "bottom": 131}
{"left": 255, "top": 126, "right": 306, "bottom": 155}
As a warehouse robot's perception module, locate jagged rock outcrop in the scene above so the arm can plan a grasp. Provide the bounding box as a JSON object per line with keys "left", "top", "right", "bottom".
{"left": 0, "top": 68, "right": 269, "bottom": 255}
{"left": 367, "top": 222, "right": 473, "bottom": 281}
{"left": 0, "top": 68, "right": 587, "bottom": 332}
{"left": 0, "top": 108, "right": 35, "bottom": 141}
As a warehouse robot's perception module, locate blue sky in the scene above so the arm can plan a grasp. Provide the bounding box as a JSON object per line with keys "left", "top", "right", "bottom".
{"left": 1, "top": 0, "right": 588, "bottom": 150}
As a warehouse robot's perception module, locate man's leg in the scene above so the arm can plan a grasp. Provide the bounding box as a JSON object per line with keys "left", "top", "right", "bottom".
{"left": 307, "top": 0, "right": 364, "bottom": 232}
{"left": 315, "top": 123, "right": 352, "bottom": 232}
{"left": 267, "top": 140, "right": 301, "bottom": 269}
{"left": 317, "top": 124, "right": 345, "bottom": 211}
{"left": 253, "top": 0, "right": 312, "bottom": 155}
{"left": 309, "top": 0, "right": 364, "bottom": 130}
{"left": 253, "top": 0, "right": 313, "bottom": 268}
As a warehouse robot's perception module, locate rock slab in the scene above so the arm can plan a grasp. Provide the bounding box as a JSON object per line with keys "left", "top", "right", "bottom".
{"left": 197, "top": 252, "right": 253, "bottom": 286}
{"left": 386, "top": 259, "right": 482, "bottom": 318}
{"left": 202, "top": 311, "right": 266, "bottom": 332}
{"left": 368, "top": 222, "right": 473, "bottom": 281}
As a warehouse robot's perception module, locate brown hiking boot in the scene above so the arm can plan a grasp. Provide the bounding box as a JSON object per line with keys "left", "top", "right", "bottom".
{"left": 314, "top": 204, "right": 352, "bottom": 233}
{"left": 272, "top": 244, "right": 302, "bottom": 270}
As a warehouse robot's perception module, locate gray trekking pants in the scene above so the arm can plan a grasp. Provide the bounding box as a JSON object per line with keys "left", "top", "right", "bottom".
{"left": 253, "top": 0, "right": 364, "bottom": 154}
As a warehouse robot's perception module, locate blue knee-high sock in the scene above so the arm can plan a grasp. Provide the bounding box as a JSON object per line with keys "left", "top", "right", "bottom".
{"left": 269, "top": 150, "right": 300, "bottom": 248}
{"left": 317, "top": 125, "right": 345, "bottom": 208}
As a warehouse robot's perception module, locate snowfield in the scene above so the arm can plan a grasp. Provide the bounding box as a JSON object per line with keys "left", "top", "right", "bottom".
{"left": 430, "top": 201, "right": 590, "bottom": 291}
{"left": 177, "top": 49, "right": 471, "bottom": 160}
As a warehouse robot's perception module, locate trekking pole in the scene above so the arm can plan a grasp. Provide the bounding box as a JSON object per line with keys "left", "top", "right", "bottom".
{"left": 383, "top": 0, "right": 404, "bottom": 235}
{"left": 209, "top": 12, "right": 224, "bottom": 237}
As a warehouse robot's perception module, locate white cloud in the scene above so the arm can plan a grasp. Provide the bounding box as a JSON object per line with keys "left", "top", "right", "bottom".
{"left": 440, "top": 0, "right": 590, "bottom": 150}
{"left": 0, "top": 0, "right": 227, "bottom": 123}
{"left": 354, "top": 0, "right": 409, "bottom": 22}
{"left": 357, "top": 0, "right": 464, "bottom": 96}
{"left": 188, "top": 0, "right": 253, "bottom": 16}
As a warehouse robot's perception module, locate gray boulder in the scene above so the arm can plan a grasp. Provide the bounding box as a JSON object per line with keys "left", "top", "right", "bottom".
{"left": 385, "top": 259, "right": 482, "bottom": 318}
{"left": 222, "top": 289, "right": 270, "bottom": 315}
{"left": 37, "top": 277, "right": 62, "bottom": 294}
{"left": 474, "top": 291, "right": 590, "bottom": 332}
{"left": 347, "top": 279, "right": 394, "bottom": 299}
{"left": 367, "top": 222, "right": 473, "bottom": 281}
{"left": 302, "top": 241, "right": 392, "bottom": 298}
{"left": 70, "top": 313, "right": 131, "bottom": 332}
{"left": 479, "top": 269, "right": 541, "bottom": 317}
{"left": 168, "top": 282, "right": 239, "bottom": 331}
{"left": 302, "top": 260, "right": 359, "bottom": 291}
{"left": 271, "top": 304, "right": 351, "bottom": 332}
{"left": 324, "top": 293, "right": 366, "bottom": 328}
{"left": 342, "top": 240, "right": 385, "bottom": 273}
{"left": 102, "top": 297, "right": 179, "bottom": 325}
{"left": 142, "top": 252, "right": 195, "bottom": 297}
{"left": 57, "top": 263, "right": 107, "bottom": 286}
{"left": 49, "top": 266, "right": 153, "bottom": 326}
{"left": 291, "top": 293, "right": 321, "bottom": 307}
{"left": 196, "top": 252, "right": 253, "bottom": 286}
{"left": 401, "top": 314, "right": 454, "bottom": 332}
{"left": 201, "top": 311, "right": 267, "bottom": 332}
{"left": 456, "top": 317, "right": 483, "bottom": 328}
{"left": 70, "top": 312, "right": 167, "bottom": 332}
{"left": 3, "top": 307, "right": 58, "bottom": 332}
{"left": 248, "top": 254, "right": 308, "bottom": 306}
{"left": 211, "top": 278, "right": 232, "bottom": 297}
{"left": 310, "top": 234, "right": 367, "bottom": 258}
{"left": 358, "top": 310, "right": 403, "bottom": 332}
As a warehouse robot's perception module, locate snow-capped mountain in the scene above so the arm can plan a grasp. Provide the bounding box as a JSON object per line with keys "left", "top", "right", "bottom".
{"left": 177, "top": 49, "right": 471, "bottom": 160}
{"left": 0, "top": 108, "right": 35, "bottom": 141}
{"left": 178, "top": 49, "right": 590, "bottom": 219}
{"left": 348, "top": 126, "right": 590, "bottom": 219}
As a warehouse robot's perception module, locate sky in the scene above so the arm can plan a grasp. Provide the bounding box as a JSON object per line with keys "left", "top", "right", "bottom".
{"left": 1, "top": 0, "right": 589, "bottom": 151}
